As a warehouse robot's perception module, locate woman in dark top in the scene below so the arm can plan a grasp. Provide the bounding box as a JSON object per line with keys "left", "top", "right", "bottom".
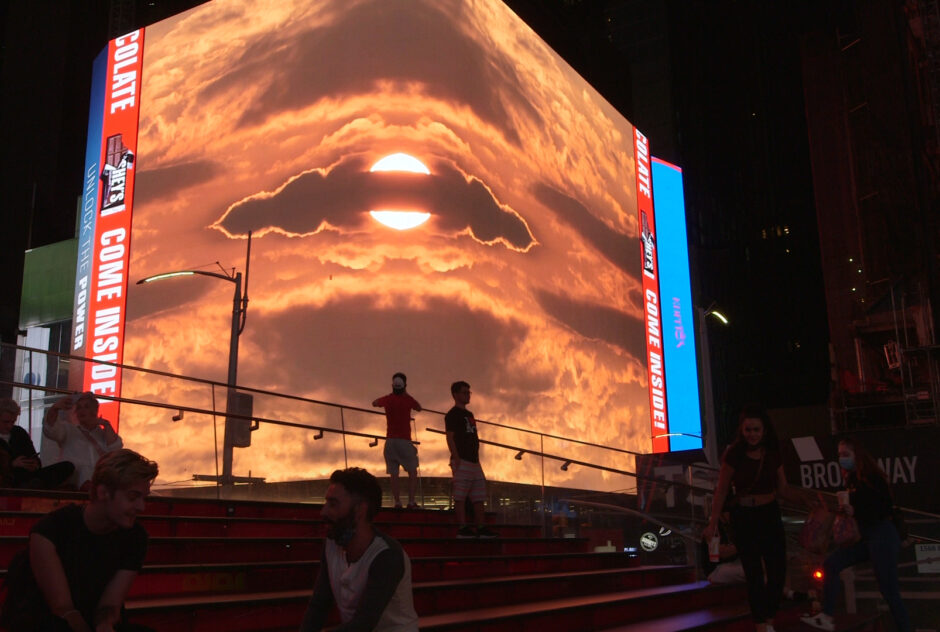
{"left": 705, "top": 405, "right": 795, "bottom": 632}
{"left": 801, "top": 437, "right": 910, "bottom": 632}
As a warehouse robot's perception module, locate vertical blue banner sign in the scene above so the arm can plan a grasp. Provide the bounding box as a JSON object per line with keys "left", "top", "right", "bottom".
{"left": 651, "top": 158, "right": 702, "bottom": 451}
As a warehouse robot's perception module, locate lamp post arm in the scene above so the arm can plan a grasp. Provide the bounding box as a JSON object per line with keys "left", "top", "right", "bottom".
{"left": 136, "top": 234, "right": 254, "bottom": 488}
{"left": 136, "top": 269, "right": 236, "bottom": 285}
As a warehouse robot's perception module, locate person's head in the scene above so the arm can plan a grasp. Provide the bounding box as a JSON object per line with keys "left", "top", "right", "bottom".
{"left": 392, "top": 372, "right": 407, "bottom": 394}
{"left": 321, "top": 467, "right": 382, "bottom": 545}
{"left": 837, "top": 436, "right": 886, "bottom": 484}
{"left": 74, "top": 392, "right": 100, "bottom": 428}
{"left": 451, "top": 380, "right": 471, "bottom": 406}
{"left": 89, "top": 449, "right": 159, "bottom": 529}
{"left": 0, "top": 397, "right": 20, "bottom": 434}
{"left": 732, "top": 404, "right": 778, "bottom": 452}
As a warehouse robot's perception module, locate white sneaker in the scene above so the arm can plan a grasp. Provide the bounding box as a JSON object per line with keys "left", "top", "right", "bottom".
{"left": 800, "top": 612, "right": 834, "bottom": 631}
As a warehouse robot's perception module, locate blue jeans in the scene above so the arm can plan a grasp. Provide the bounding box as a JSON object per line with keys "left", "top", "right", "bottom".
{"left": 822, "top": 518, "right": 910, "bottom": 632}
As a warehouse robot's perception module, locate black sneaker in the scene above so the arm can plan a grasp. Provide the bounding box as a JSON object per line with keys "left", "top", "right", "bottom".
{"left": 476, "top": 526, "right": 498, "bottom": 539}
{"left": 457, "top": 525, "right": 477, "bottom": 539}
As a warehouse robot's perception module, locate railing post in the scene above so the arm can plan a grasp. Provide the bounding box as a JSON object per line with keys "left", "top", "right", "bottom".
{"left": 340, "top": 407, "right": 348, "bottom": 469}
{"left": 211, "top": 383, "right": 221, "bottom": 499}
{"left": 843, "top": 567, "right": 857, "bottom": 613}
{"left": 540, "top": 433, "right": 546, "bottom": 537}
{"left": 27, "top": 348, "right": 34, "bottom": 438}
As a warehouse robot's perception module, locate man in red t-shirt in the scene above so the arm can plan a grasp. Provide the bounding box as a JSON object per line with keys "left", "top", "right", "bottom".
{"left": 372, "top": 373, "right": 422, "bottom": 508}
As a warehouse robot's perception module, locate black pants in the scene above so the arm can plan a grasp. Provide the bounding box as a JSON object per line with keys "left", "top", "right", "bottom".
{"left": 731, "top": 501, "right": 787, "bottom": 623}
{"left": 12, "top": 461, "right": 74, "bottom": 490}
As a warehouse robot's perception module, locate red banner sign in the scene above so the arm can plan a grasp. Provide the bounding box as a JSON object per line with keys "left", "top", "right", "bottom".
{"left": 635, "top": 129, "right": 669, "bottom": 453}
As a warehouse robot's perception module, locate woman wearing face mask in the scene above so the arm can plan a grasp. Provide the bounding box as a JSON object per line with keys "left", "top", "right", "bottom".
{"left": 802, "top": 437, "right": 910, "bottom": 631}
{"left": 705, "top": 405, "right": 798, "bottom": 632}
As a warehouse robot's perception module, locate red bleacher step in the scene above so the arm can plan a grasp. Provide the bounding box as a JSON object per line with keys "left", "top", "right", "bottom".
{"left": 126, "top": 580, "right": 745, "bottom": 632}
{"left": 417, "top": 581, "right": 747, "bottom": 632}
{"left": 2, "top": 509, "right": 539, "bottom": 539}
{"left": 127, "top": 551, "right": 642, "bottom": 599}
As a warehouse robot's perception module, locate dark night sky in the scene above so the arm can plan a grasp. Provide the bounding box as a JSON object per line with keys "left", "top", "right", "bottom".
{"left": 0, "top": 0, "right": 832, "bottom": 433}
{"left": 511, "top": 0, "right": 833, "bottom": 434}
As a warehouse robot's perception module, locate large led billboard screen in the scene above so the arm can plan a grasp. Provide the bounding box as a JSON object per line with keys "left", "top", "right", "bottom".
{"left": 72, "top": 0, "right": 693, "bottom": 488}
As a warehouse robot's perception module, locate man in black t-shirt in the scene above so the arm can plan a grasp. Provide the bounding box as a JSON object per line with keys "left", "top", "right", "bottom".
{"left": 444, "top": 381, "right": 496, "bottom": 538}
{"left": 1, "top": 449, "right": 158, "bottom": 632}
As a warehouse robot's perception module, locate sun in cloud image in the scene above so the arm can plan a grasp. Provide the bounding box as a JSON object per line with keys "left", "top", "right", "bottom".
{"left": 121, "top": 0, "right": 651, "bottom": 489}
{"left": 369, "top": 153, "right": 431, "bottom": 230}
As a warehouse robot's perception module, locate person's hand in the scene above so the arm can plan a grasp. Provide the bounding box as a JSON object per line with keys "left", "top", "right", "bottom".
{"left": 449, "top": 456, "right": 459, "bottom": 471}
{"left": 12, "top": 456, "right": 39, "bottom": 471}
{"left": 53, "top": 396, "right": 74, "bottom": 411}
{"left": 842, "top": 504, "right": 854, "bottom": 517}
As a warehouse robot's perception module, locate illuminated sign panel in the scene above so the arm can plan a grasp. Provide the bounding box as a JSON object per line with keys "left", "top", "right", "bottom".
{"left": 72, "top": 0, "right": 696, "bottom": 484}
{"left": 72, "top": 48, "right": 108, "bottom": 378}
{"left": 651, "top": 158, "right": 702, "bottom": 451}
{"left": 71, "top": 30, "right": 144, "bottom": 426}
{"left": 635, "top": 131, "right": 669, "bottom": 453}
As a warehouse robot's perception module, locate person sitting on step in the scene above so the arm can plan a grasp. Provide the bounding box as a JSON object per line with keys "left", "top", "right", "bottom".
{"left": 0, "top": 449, "right": 159, "bottom": 632}
{"left": 0, "top": 397, "right": 74, "bottom": 490}
{"left": 300, "top": 467, "right": 419, "bottom": 632}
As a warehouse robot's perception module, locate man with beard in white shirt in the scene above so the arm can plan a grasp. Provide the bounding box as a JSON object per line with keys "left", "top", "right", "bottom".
{"left": 300, "top": 467, "right": 418, "bottom": 632}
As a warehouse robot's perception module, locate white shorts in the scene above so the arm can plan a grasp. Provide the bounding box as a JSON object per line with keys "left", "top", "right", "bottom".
{"left": 452, "top": 460, "right": 486, "bottom": 503}
{"left": 384, "top": 438, "right": 418, "bottom": 474}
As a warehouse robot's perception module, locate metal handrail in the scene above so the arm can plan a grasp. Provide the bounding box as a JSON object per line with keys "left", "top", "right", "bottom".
{"left": 425, "top": 427, "right": 636, "bottom": 477}
{"left": 3, "top": 342, "right": 656, "bottom": 466}
{"left": 422, "top": 406, "right": 650, "bottom": 458}
{"left": 8, "top": 343, "right": 938, "bottom": 545}
{"left": 2, "top": 342, "right": 381, "bottom": 417}
{"left": 802, "top": 487, "right": 940, "bottom": 524}
{"left": 8, "top": 343, "right": 938, "bottom": 517}
{"left": 5, "top": 379, "right": 411, "bottom": 447}
{"left": 423, "top": 427, "right": 715, "bottom": 496}
{"left": 561, "top": 498, "right": 703, "bottom": 542}
{"left": 0, "top": 344, "right": 777, "bottom": 502}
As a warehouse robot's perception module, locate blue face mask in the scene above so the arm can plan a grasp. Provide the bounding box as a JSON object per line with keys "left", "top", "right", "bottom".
{"left": 839, "top": 456, "right": 856, "bottom": 471}
{"left": 332, "top": 525, "right": 356, "bottom": 547}
{"left": 327, "top": 509, "right": 358, "bottom": 547}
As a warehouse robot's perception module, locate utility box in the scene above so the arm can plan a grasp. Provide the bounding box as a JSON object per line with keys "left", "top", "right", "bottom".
{"left": 228, "top": 392, "right": 254, "bottom": 448}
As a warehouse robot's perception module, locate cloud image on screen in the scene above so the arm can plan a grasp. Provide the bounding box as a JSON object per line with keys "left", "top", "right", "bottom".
{"left": 121, "top": 0, "right": 650, "bottom": 490}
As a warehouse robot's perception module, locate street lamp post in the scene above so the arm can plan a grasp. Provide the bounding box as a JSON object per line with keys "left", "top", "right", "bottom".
{"left": 697, "top": 303, "right": 730, "bottom": 468}
{"left": 136, "top": 234, "right": 254, "bottom": 487}
{"left": 222, "top": 269, "right": 242, "bottom": 485}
